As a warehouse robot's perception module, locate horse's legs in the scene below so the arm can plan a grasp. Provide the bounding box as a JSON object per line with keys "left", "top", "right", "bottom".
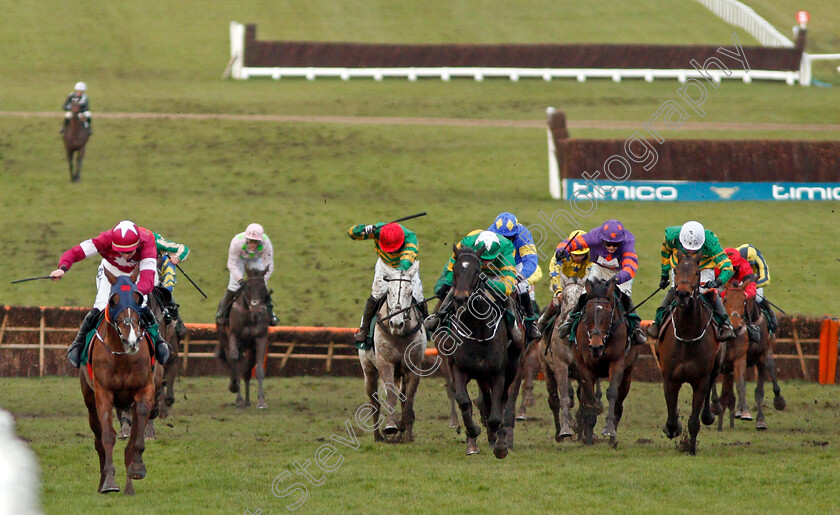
{"left": 81, "top": 375, "right": 107, "bottom": 492}
{"left": 451, "top": 363, "right": 480, "bottom": 455}
{"left": 688, "top": 376, "right": 711, "bottom": 456}
{"left": 610, "top": 366, "right": 634, "bottom": 446}
{"left": 74, "top": 146, "right": 85, "bottom": 182}
{"left": 767, "top": 349, "right": 786, "bottom": 412}
{"left": 662, "top": 377, "right": 683, "bottom": 440}
{"left": 164, "top": 356, "right": 178, "bottom": 408}
{"left": 93, "top": 387, "right": 119, "bottom": 493}
{"left": 578, "top": 369, "right": 598, "bottom": 445}
{"left": 502, "top": 341, "right": 523, "bottom": 451}
{"left": 438, "top": 358, "right": 460, "bottom": 429}
{"left": 601, "top": 360, "right": 626, "bottom": 440}
{"left": 400, "top": 372, "right": 421, "bottom": 443}
{"left": 255, "top": 336, "right": 269, "bottom": 409}
{"left": 239, "top": 348, "right": 256, "bottom": 409}
{"left": 734, "top": 356, "right": 750, "bottom": 420}
{"left": 516, "top": 344, "right": 538, "bottom": 420}
{"left": 754, "top": 355, "right": 768, "bottom": 430}
{"left": 124, "top": 382, "right": 155, "bottom": 495}
{"left": 117, "top": 408, "right": 131, "bottom": 440}
{"left": 377, "top": 359, "right": 401, "bottom": 437}
{"left": 66, "top": 148, "right": 76, "bottom": 182}
{"left": 544, "top": 359, "right": 571, "bottom": 442}
{"left": 488, "top": 372, "right": 509, "bottom": 459}
{"left": 362, "top": 363, "right": 383, "bottom": 442}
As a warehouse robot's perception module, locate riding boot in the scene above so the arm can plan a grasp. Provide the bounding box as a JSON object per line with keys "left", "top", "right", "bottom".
{"left": 556, "top": 293, "right": 586, "bottom": 339}
{"left": 618, "top": 291, "right": 647, "bottom": 345}
{"left": 424, "top": 284, "right": 452, "bottom": 333}
{"left": 354, "top": 296, "right": 379, "bottom": 343}
{"left": 85, "top": 118, "right": 92, "bottom": 135}
{"left": 519, "top": 291, "right": 542, "bottom": 341}
{"left": 59, "top": 118, "right": 68, "bottom": 134}
{"left": 647, "top": 288, "right": 676, "bottom": 339}
{"left": 215, "top": 288, "right": 239, "bottom": 325}
{"left": 708, "top": 292, "right": 735, "bottom": 341}
{"left": 759, "top": 298, "right": 779, "bottom": 333}
{"left": 536, "top": 297, "right": 559, "bottom": 334}
{"left": 141, "top": 307, "right": 171, "bottom": 364}
{"left": 266, "top": 290, "right": 279, "bottom": 326}
{"left": 67, "top": 308, "right": 101, "bottom": 368}
{"left": 416, "top": 298, "right": 430, "bottom": 322}
{"left": 168, "top": 302, "right": 187, "bottom": 340}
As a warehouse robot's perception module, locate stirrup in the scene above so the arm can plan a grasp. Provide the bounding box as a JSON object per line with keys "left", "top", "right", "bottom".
{"left": 716, "top": 325, "right": 735, "bottom": 342}
{"left": 67, "top": 343, "right": 83, "bottom": 368}
{"left": 527, "top": 323, "right": 542, "bottom": 341}
{"left": 632, "top": 327, "right": 647, "bottom": 345}
{"left": 156, "top": 340, "right": 171, "bottom": 364}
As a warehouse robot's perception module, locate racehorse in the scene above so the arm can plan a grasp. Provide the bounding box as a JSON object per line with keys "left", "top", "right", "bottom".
{"left": 80, "top": 271, "right": 162, "bottom": 495}
{"left": 118, "top": 285, "right": 179, "bottom": 440}
{"left": 514, "top": 340, "right": 540, "bottom": 421}
{"left": 538, "top": 281, "right": 585, "bottom": 441}
{"left": 358, "top": 262, "right": 426, "bottom": 443}
{"left": 573, "top": 278, "right": 639, "bottom": 446}
{"left": 217, "top": 268, "right": 270, "bottom": 409}
{"left": 444, "top": 245, "right": 521, "bottom": 458}
{"left": 63, "top": 98, "right": 89, "bottom": 182}
{"left": 711, "top": 285, "right": 750, "bottom": 431}
{"left": 656, "top": 252, "right": 721, "bottom": 455}
{"left": 737, "top": 295, "right": 787, "bottom": 429}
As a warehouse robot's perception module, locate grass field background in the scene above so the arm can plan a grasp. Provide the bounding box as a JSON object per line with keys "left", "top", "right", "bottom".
{"left": 3, "top": 376, "right": 839, "bottom": 513}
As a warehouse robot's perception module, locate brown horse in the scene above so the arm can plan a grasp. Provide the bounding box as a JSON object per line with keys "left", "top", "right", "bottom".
{"left": 711, "top": 285, "right": 750, "bottom": 431}
{"left": 737, "top": 296, "right": 787, "bottom": 429}
{"left": 444, "top": 246, "right": 521, "bottom": 458}
{"left": 573, "top": 278, "right": 639, "bottom": 446}
{"left": 63, "top": 98, "right": 89, "bottom": 182}
{"left": 217, "top": 268, "right": 270, "bottom": 409}
{"left": 514, "top": 333, "right": 540, "bottom": 421}
{"left": 80, "top": 271, "right": 162, "bottom": 495}
{"left": 656, "top": 252, "right": 721, "bottom": 455}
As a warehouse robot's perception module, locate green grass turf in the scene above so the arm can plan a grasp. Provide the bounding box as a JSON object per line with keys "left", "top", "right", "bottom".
{"left": 2, "top": 376, "right": 839, "bottom": 513}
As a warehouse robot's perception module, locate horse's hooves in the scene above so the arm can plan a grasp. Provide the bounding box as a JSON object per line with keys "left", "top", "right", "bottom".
{"left": 609, "top": 436, "right": 618, "bottom": 448}
{"left": 165, "top": 395, "right": 175, "bottom": 407}
{"left": 740, "top": 412, "right": 753, "bottom": 421}
{"left": 118, "top": 430, "right": 130, "bottom": 440}
{"left": 756, "top": 421, "right": 768, "bottom": 430}
{"left": 383, "top": 424, "right": 399, "bottom": 436}
{"left": 493, "top": 446, "right": 509, "bottom": 459}
{"left": 229, "top": 381, "right": 239, "bottom": 393}
{"left": 515, "top": 414, "right": 527, "bottom": 421}
{"left": 774, "top": 397, "right": 787, "bottom": 411}
{"left": 701, "top": 413, "right": 715, "bottom": 426}
{"left": 734, "top": 409, "right": 742, "bottom": 419}
{"left": 127, "top": 463, "right": 146, "bottom": 480}
{"left": 601, "top": 428, "right": 617, "bottom": 438}
{"left": 466, "top": 447, "right": 480, "bottom": 455}
{"left": 256, "top": 400, "right": 268, "bottom": 409}
{"left": 448, "top": 420, "right": 460, "bottom": 429}
{"left": 100, "top": 481, "right": 120, "bottom": 494}
{"left": 374, "top": 431, "right": 383, "bottom": 442}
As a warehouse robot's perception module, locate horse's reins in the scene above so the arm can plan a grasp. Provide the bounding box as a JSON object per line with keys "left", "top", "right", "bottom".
{"left": 94, "top": 308, "right": 146, "bottom": 355}
{"left": 379, "top": 274, "right": 423, "bottom": 337}
{"left": 450, "top": 253, "right": 505, "bottom": 343}
{"left": 669, "top": 280, "right": 714, "bottom": 343}
{"left": 583, "top": 297, "right": 618, "bottom": 346}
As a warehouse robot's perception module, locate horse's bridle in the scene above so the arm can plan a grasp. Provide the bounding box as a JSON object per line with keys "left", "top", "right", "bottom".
{"left": 95, "top": 308, "right": 145, "bottom": 355}
{"left": 670, "top": 279, "right": 714, "bottom": 343}
{"left": 381, "top": 273, "right": 422, "bottom": 336}
{"left": 582, "top": 297, "right": 618, "bottom": 345}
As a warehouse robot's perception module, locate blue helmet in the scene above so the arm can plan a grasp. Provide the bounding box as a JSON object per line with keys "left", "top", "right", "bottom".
{"left": 490, "top": 212, "right": 519, "bottom": 238}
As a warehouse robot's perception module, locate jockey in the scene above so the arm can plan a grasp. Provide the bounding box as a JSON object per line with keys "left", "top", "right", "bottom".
{"left": 535, "top": 229, "right": 592, "bottom": 335}
{"left": 215, "top": 223, "right": 279, "bottom": 326}
{"left": 719, "top": 247, "right": 761, "bottom": 342}
{"left": 487, "top": 212, "right": 542, "bottom": 340}
{"left": 737, "top": 244, "right": 778, "bottom": 333}
{"left": 348, "top": 221, "right": 423, "bottom": 344}
{"left": 154, "top": 232, "right": 190, "bottom": 339}
{"left": 554, "top": 219, "right": 647, "bottom": 346}
{"left": 61, "top": 81, "right": 92, "bottom": 135}
{"left": 425, "top": 230, "right": 517, "bottom": 334}
{"left": 49, "top": 220, "right": 171, "bottom": 368}
{"left": 646, "top": 221, "right": 735, "bottom": 341}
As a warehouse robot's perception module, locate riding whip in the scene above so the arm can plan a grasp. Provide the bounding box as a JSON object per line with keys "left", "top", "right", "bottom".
{"left": 175, "top": 264, "right": 208, "bottom": 299}
{"left": 11, "top": 276, "right": 53, "bottom": 284}
{"left": 386, "top": 212, "right": 427, "bottom": 225}
{"left": 762, "top": 297, "right": 786, "bottom": 315}
{"left": 628, "top": 286, "right": 664, "bottom": 312}
{"left": 378, "top": 294, "right": 438, "bottom": 322}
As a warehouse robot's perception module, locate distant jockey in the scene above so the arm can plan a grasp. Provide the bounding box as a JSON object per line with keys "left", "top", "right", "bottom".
{"left": 50, "top": 220, "right": 171, "bottom": 367}
{"left": 536, "top": 229, "right": 592, "bottom": 336}
{"left": 154, "top": 232, "right": 190, "bottom": 339}
{"left": 61, "top": 81, "right": 92, "bottom": 134}
{"left": 646, "top": 221, "right": 735, "bottom": 341}
{"left": 348, "top": 221, "right": 423, "bottom": 344}
{"left": 554, "top": 219, "right": 647, "bottom": 346}
{"left": 487, "top": 212, "right": 542, "bottom": 340}
{"left": 737, "top": 243, "right": 778, "bottom": 333}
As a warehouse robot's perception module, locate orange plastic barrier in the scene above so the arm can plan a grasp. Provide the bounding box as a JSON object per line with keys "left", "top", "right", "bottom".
{"left": 818, "top": 318, "right": 839, "bottom": 385}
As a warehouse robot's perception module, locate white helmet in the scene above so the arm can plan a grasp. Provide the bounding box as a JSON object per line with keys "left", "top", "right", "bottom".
{"left": 679, "top": 221, "right": 705, "bottom": 251}
{"left": 74, "top": 82, "right": 87, "bottom": 92}
{"left": 244, "top": 223, "right": 264, "bottom": 240}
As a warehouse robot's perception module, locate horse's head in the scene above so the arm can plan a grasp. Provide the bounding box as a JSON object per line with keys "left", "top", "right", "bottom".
{"left": 723, "top": 286, "right": 748, "bottom": 335}
{"left": 581, "top": 278, "right": 617, "bottom": 358}
{"left": 452, "top": 244, "right": 481, "bottom": 308}
{"left": 242, "top": 267, "right": 270, "bottom": 315}
{"left": 105, "top": 271, "right": 145, "bottom": 355}
{"left": 382, "top": 261, "right": 418, "bottom": 334}
{"left": 674, "top": 251, "right": 701, "bottom": 307}
{"left": 69, "top": 97, "right": 82, "bottom": 115}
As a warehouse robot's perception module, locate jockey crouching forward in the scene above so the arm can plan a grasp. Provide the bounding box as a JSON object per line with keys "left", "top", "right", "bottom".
{"left": 348, "top": 221, "right": 424, "bottom": 344}
{"left": 536, "top": 229, "right": 592, "bottom": 336}
{"left": 646, "top": 221, "right": 736, "bottom": 341}
{"left": 487, "top": 212, "right": 542, "bottom": 341}
{"left": 555, "top": 219, "right": 647, "bottom": 346}
{"left": 720, "top": 248, "right": 762, "bottom": 342}
{"left": 737, "top": 243, "right": 778, "bottom": 334}
{"left": 50, "top": 220, "right": 171, "bottom": 368}
{"left": 215, "top": 223, "right": 279, "bottom": 326}
{"left": 424, "top": 230, "right": 518, "bottom": 339}
{"left": 154, "top": 232, "right": 190, "bottom": 340}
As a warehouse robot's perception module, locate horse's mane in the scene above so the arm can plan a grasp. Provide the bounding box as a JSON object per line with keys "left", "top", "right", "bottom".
{"left": 587, "top": 279, "right": 613, "bottom": 299}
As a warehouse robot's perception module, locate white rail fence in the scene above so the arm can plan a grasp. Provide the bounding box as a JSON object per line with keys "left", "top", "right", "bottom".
{"left": 694, "top": 0, "right": 794, "bottom": 48}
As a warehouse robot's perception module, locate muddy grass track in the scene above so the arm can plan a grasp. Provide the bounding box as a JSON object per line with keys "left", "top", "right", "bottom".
{"left": 3, "top": 110, "right": 840, "bottom": 132}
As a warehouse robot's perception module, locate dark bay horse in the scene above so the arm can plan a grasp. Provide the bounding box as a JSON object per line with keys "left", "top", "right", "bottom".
{"left": 445, "top": 246, "right": 521, "bottom": 458}
{"left": 358, "top": 262, "right": 425, "bottom": 443}
{"left": 63, "top": 98, "right": 89, "bottom": 182}
{"left": 711, "top": 286, "right": 750, "bottom": 431}
{"left": 573, "top": 278, "right": 639, "bottom": 446}
{"left": 738, "top": 295, "right": 787, "bottom": 429}
{"left": 217, "top": 268, "right": 270, "bottom": 409}
{"left": 80, "top": 271, "right": 162, "bottom": 495}
{"left": 657, "top": 252, "right": 721, "bottom": 455}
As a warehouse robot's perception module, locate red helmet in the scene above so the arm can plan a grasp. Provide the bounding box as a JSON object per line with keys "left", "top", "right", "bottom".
{"left": 111, "top": 220, "right": 140, "bottom": 252}
{"left": 379, "top": 223, "right": 405, "bottom": 253}
{"left": 724, "top": 248, "right": 742, "bottom": 266}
